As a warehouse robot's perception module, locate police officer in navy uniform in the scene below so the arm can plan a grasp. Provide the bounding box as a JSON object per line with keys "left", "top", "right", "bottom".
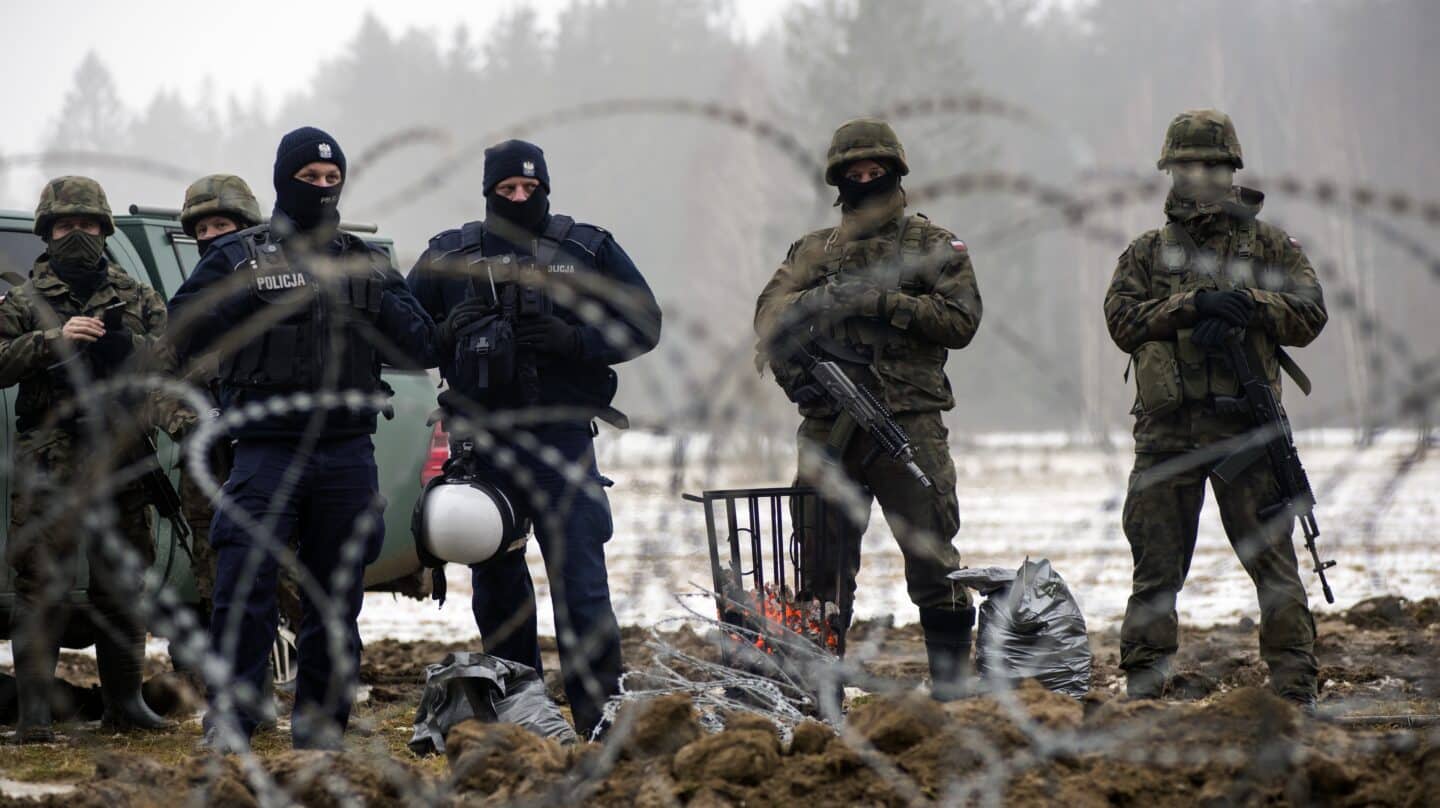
{"left": 407, "top": 140, "right": 661, "bottom": 738}
{"left": 168, "top": 127, "right": 439, "bottom": 751}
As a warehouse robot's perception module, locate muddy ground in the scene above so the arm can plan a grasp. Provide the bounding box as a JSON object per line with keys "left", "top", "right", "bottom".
{"left": 0, "top": 595, "right": 1437, "bottom": 806}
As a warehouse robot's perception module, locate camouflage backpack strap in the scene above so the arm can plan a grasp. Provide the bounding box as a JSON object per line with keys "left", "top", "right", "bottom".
{"left": 1236, "top": 219, "right": 1311, "bottom": 395}
{"left": 1157, "top": 223, "right": 1190, "bottom": 274}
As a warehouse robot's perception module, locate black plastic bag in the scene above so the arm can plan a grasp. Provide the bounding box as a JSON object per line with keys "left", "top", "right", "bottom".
{"left": 949, "top": 558, "right": 1092, "bottom": 699}
{"left": 408, "top": 651, "right": 576, "bottom": 755}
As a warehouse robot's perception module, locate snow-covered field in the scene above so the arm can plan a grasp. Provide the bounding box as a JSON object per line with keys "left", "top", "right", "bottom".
{"left": 358, "top": 428, "right": 1439, "bottom": 644}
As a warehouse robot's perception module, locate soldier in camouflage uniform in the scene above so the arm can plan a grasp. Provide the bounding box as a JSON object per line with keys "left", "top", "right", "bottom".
{"left": 755, "top": 118, "right": 982, "bottom": 699}
{"left": 0, "top": 177, "right": 182, "bottom": 741}
{"left": 176, "top": 174, "right": 263, "bottom": 611}
{"left": 1104, "top": 110, "right": 1328, "bottom": 709}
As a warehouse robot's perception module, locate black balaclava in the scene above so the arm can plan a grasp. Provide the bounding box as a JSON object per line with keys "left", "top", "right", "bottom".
{"left": 487, "top": 187, "right": 550, "bottom": 234}
{"left": 483, "top": 139, "right": 552, "bottom": 234}
{"left": 47, "top": 223, "right": 107, "bottom": 300}
{"left": 273, "top": 126, "right": 347, "bottom": 233}
{"left": 836, "top": 162, "right": 901, "bottom": 209}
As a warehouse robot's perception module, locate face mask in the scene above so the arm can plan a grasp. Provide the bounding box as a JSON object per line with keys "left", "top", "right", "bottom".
{"left": 48, "top": 230, "right": 106, "bottom": 269}
{"left": 1170, "top": 162, "right": 1235, "bottom": 205}
{"left": 836, "top": 169, "right": 900, "bottom": 209}
{"left": 275, "top": 176, "right": 343, "bottom": 231}
{"left": 487, "top": 188, "right": 549, "bottom": 233}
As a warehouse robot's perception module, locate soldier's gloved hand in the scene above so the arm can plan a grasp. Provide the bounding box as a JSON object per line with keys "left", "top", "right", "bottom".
{"left": 516, "top": 315, "right": 582, "bottom": 359}
{"left": 438, "top": 297, "right": 491, "bottom": 352}
{"left": 1195, "top": 289, "right": 1255, "bottom": 327}
{"left": 88, "top": 326, "right": 134, "bottom": 366}
{"left": 828, "top": 281, "right": 887, "bottom": 318}
{"left": 1190, "top": 317, "right": 1234, "bottom": 349}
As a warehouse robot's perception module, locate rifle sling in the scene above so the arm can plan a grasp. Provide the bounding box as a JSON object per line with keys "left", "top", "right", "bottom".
{"left": 1277, "top": 347, "right": 1312, "bottom": 396}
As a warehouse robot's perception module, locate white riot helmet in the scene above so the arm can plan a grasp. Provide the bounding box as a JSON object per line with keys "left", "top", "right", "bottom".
{"left": 414, "top": 449, "right": 528, "bottom": 567}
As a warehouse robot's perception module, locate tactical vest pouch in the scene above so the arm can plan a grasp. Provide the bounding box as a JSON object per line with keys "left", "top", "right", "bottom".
{"left": 1132, "top": 341, "right": 1182, "bottom": 418}
{"left": 452, "top": 314, "right": 517, "bottom": 402}
{"left": 1174, "top": 329, "right": 1211, "bottom": 401}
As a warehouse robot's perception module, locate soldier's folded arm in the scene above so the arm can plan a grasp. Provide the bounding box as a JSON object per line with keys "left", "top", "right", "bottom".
{"left": 571, "top": 237, "right": 661, "bottom": 365}
{"left": 0, "top": 294, "right": 60, "bottom": 388}
{"left": 1248, "top": 225, "right": 1327, "bottom": 347}
{"left": 1103, "top": 234, "right": 1203, "bottom": 353}
{"left": 754, "top": 237, "right": 826, "bottom": 347}
{"left": 886, "top": 249, "right": 982, "bottom": 349}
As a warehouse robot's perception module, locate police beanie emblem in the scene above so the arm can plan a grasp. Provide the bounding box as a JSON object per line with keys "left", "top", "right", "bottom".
{"left": 318, "top": 142, "right": 333, "bottom": 159}
{"left": 523, "top": 161, "right": 536, "bottom": 177}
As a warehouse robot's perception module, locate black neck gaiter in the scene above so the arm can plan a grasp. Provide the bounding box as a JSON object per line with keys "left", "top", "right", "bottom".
{"left": 48, "top": 231, "right": 108, "bottom": 300}
{"left": 486, "top": 189, "right": 550, "bottom": 234}
{"left": 275, "top": 177, "right": 343, "bottom": 232}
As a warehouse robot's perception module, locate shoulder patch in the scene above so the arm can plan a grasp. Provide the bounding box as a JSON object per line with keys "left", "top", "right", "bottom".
{"left": 1287, "top": 236, "right": 1301, "bottom": 248}
{"left": 950, "top": 239, "right": 967, "bottom": 253}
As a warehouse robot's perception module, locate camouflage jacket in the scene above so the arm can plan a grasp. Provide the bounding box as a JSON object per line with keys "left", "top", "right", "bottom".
{"left": 0, "top": 258, "right": 194, "bottom": 448}
{"left": 755, "top": 194, "right": 982, "bottom": 417}
{"left": 1104, "top": 189, "right": 1328, "bottom": 452}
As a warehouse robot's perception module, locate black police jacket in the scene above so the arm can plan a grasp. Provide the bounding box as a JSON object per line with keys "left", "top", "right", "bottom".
{"left": 169, "top": 210, "right": 440, "bottom": 441}
{"left": 406, "top": 212, "right": 661, "bottom": 424}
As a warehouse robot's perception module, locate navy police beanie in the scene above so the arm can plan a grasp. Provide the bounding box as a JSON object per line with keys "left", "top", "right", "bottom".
{"left": 274, "top": 126, "right": 347, "bottom": 191}
{"left": 483, "top": 140, "right": 550, "bottom": 196}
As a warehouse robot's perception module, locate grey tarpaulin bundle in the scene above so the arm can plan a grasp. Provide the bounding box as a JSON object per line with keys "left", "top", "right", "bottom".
{"left": 409, "top": 652, "right": 577, "bottom": 754}
{"left": 949, "top": 559, "right": 1092, "bottom": 699}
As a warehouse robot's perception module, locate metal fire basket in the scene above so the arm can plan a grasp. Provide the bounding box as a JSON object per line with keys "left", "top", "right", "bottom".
{"left": 683, "top": 487, "right": 844, "bottom": 661}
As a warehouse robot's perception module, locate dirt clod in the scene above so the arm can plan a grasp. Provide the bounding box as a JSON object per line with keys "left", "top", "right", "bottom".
{"left": 672, "top": 728, "right": 781, "bottom": 786}
{"left": 614, "top": 692, "right": 701, "bottom": 760}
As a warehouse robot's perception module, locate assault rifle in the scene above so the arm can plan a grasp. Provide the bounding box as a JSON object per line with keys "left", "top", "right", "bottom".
{"left": 127, "top": 432, "right": 194, "bottom": 559}
{"left": 787, "top": 339, "right": 933, "bottom": 489}
{"left": 1212, "top": 330, "right": 1335, "bottom": 603}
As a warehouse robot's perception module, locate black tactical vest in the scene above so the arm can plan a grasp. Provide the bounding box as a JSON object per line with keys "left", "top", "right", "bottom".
{"left": 220, "top": 226, "right": 385, "bottom": 394}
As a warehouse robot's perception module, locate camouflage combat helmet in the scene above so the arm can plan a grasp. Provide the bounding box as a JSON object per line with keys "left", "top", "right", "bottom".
{"left": 825, "top": 117, "right": 910, "bottom": 186}
{"left": 180, "top": 173, "right": 263, "bottom": 237}
{"left": 33, "top": 175, "right": 115, "bottom": 237}
{"left": 1157, "top": 109, "right": 1244, "bottom": 170}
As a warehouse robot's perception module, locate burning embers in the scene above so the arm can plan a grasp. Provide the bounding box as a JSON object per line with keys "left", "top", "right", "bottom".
{"left": 719, "top": 581, "right": 842, "bottom": 657}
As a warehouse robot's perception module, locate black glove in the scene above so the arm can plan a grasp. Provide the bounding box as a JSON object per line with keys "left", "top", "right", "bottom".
{"left": 515, "top": 315, "right": 582, "bottom": 359}
{"left": 88, "top": 327, "right": 134, "bottom": 368}
{"left": 1195, "top": 289, "right": 1255, "bottom": 327}
{"left": 825, "top": 280, "right": 887, "bottom": 319}
{"left": 438, "top": 297, "right": 491, "bottom": 352}
{"left": 1190, "top": 317, "right": 1234, "bottom": 349}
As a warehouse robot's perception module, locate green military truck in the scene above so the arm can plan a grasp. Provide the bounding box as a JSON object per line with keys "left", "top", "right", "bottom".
{"left": 0, "top": 204, "right": 444, "bottom": 662}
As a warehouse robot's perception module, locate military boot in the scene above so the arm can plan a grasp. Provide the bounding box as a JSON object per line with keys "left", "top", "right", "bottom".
{"left": 1125, "top": 663, "right": 1169, "bottom": 700}
{"left": 918, "top": 606, "right": 975, "bottom": 702}
{"left": 95, "top": 625, "right": 173, "bottom": 732}
{"left": 10, "top": 604, "right": 60, "bottom": 744}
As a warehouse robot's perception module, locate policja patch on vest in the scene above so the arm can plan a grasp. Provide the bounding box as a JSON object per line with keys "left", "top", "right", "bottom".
{"left": 257, "top": 272, "right": 308, "bottom": 291}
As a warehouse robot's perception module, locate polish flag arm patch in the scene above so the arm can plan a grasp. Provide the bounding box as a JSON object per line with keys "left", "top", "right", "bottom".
{"left": 950, "top": 239, "right": 967, "bottom": 252}
{"left": 1287, "top": 236, "right": 1302, "bottom": 248}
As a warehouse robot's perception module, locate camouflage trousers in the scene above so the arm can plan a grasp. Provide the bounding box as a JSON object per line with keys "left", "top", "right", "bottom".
{"left": 1120, "top": 450, "right": 1318, "bottom": 697}
{"left": 6, "top": 431, "right": 155, "bottom": 613}
{"left": 794, "top": 412, "right": 968, "bottom": 624}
